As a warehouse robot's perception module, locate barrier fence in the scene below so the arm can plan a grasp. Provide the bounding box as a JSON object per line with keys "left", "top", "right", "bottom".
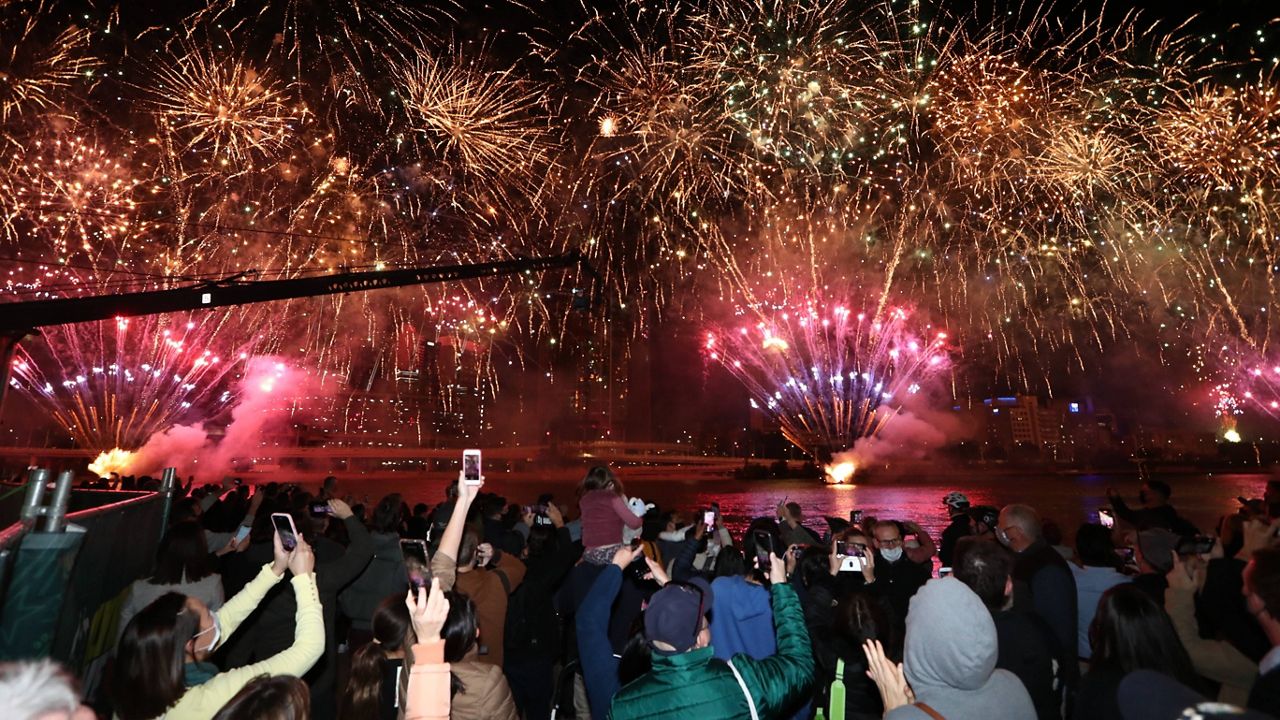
{"left": 0, "top": 467, "right": 174, "bottom": 697}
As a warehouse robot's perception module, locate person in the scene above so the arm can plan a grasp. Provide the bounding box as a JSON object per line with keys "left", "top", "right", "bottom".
{"left": 1130, "top": 528, "right": 1179, "bottom": 605}
{"left": 953, "top": 537, "right": 1061, "bottom": 720}
{"left": 1245, "top": 544, "right": 1280, "bottom": 715}
{"left": 1106, "top": 481, "right": 1198, "bottom": 536}
{"left": 1116, "top": 670, "right": 1272, "bottom": 720}
{"left": 404, "top": 579, "right": 454, "bottom": 720}
{"left": 0, "top": 659, "right": 96, "bottom": 720}
{"left": 431, "top": 479, "right": 526, "bottom": 669}
{"left": 441, "top": 591, "right": 519, "bottom": 720}
{"left": 603, "top": 546, "right": 815, "bottom": 720}
{"left": 813, "top": 590, "right": 892, "bottom": 720}
{"left": 939, "top": 491, "right": 973, "bottom": 567}
{"left": 1073, "top": 584, "right": 1197, "bottom": 720}
{"left": 777, "top": 500, "right": 822, "bottom": 548}
{"left": 577, "top": 466, "right": 644, "bottom": 565}
{"left": 212, "top": 676, "right": 310, "bottom": 720}
{"left": 339, "top": 595, "right": 417, "bottom": 719}
{"left": 110, "top": 531, "right": 322, "bottom": 720}
{"left": 221, "top": 499, "right": 372, "bottom": 720}
{"left": 406, "top": 503, "right": 432, "bottom": 541}
{"left": 969, "top": 506, "right": 1000, "bottom": 542}
{"left": 708, "top": 543, "right": 776, "bottom": 663}
{"left": 1070, "top": 523, "right": 1130, "bottom": 661}
{"left": 864, "top": 575, "right": 1036, "bottom": 720}
{"left": 867, "top": 520, "right": 932, "bottom": 635}
{"left": 1164, "top": 553, "right": 1257, "bottom": 705}
{"left": 504, "top": 502, "right": 579, "bottom": 720}
{"left": 119, "top": 521, "right": 225, "bottom": 642}
{"left": 998, "top": 504, "right": 1078, "bottom": 674}
{"left": 341, "top": 493, "right": 411, "bottom": 643}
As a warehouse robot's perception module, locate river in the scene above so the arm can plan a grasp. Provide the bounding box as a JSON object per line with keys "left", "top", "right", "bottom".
{"left": 333, "top": 470, "right": 1270, "bottom": 541}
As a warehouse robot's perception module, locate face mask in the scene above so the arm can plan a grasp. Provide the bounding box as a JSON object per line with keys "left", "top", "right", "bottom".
{"left": 996, "top": 528, "right": 1011, "bottom": 547}
{"left": 193, "top": 613, "right": 220, "bottom": 654}
{"left": 880, "top": 547, "right": 903, "bottom": 562}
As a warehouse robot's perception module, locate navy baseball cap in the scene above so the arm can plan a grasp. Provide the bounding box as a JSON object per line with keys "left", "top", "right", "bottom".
{"left": 644, "top": 579, "right": 714, "bottom": 654}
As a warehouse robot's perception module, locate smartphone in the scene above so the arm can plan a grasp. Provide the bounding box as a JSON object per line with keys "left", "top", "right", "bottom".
{"left": 1177, "top": 535, "right": 1215, "bottom": 556}
{"left": 753, "top": 530, "right": 775, "bottom": 570}
{"left": 703, "top": 510, "right": 716, "bottom": 529}
{"left": 850, "top": 509, "right": 864, "bottom": 524}
{"left": 840, "top": 554, "right": 865, "bottom": 572}
{"left": 401, "top": 538, "right": 429, "bottom": 565}
{"left": 233, "top": 524, "right": 251, "bottom": 544}
{"left": 1116, "top": 547, "right": 1136, "bottom": 566}
{"left": 938, "top": 566, "right": 953, "bottom": 578}
{"left": 309, "top": 502, "right": 332, "bottom": 516}
{"left": 1098, "top": 508, "right": 1115, "bottom": 529}
{"left": 462, "top": 449, "right": 482, "bottom": 484}
{"left": 271, "top": 512, "right": 298, "bottom": 551}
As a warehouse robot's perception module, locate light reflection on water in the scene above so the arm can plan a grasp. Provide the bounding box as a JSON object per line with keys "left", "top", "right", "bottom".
{"left": 341, "top": 472, "right": 1269, "bottom": 541}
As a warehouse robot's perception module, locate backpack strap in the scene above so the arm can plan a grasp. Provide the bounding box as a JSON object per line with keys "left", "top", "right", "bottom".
{"left": 726, "top": 659, "right": 760, "bottom": 720}
{"left": 914, "top": 702, "right": 946, "bottom": 720}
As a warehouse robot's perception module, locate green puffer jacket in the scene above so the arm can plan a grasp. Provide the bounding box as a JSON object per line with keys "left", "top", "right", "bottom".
{"left": 609, "top": 582, "right": 814, "bottom": 720}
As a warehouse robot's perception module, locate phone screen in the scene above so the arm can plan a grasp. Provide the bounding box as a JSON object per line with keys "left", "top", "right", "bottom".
{"left": 463, "top": 450, "right": 482, "bottom": 482}
{"left": 271, "top": 513, "right": 298, "bottom": 551}
{"left": 851, "top": 510, "right": 863, "bottom": 524}
{"left": 753, "top": 530, "right": 774, "bottom": 569}
{"left": 835, "top": 541, "right": 849, "bottom": 556}
{"left": 309, "top": 502, "right": 331, "bottom": 516}
{"left": 703, "top": 510, "right": 715, "bottom": 528}
{"left": 401, "top": 539, "right": 429, "bottom": 565}
{"left": 1098, "top": 509, "right": 1115, "bottom": 529}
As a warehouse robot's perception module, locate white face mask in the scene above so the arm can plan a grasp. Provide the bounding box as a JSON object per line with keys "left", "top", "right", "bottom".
{"left": 880, "top": 547, "right": 903, "bottom": 563}
{"left": 193, "top": 613, "right": 220, "bottom": 654}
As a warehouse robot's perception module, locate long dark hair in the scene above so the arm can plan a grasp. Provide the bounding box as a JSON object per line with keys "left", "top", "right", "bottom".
{"left": 111, "top": 592, "right": 197, "bottom": 720}
{"left": 1089, "top": 584, "right": 1196, "bottom": 684}
{"left": 442, "top": 591, "right": 478, "bottom": 697}
{"left": 373, "top": 493, "right": 405, "bottom": 534}
{"left": 152, "top": 521, "right": 215, "bottom": 584}
{"left": 577, "top": 466, "right": 622, "bottom": 496}
{"left": 213, "top": 675, "right": 310, "bottom": 720}
{"left": 341, "top": 594, "right": 415, "bottom": 720}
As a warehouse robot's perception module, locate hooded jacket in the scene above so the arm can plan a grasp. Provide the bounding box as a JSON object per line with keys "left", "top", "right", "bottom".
{"left": 709, "top": 575, "right": 776, "bottom": 662}
{"left": 885, "top": 577, "right": 1036, "bottom": 720}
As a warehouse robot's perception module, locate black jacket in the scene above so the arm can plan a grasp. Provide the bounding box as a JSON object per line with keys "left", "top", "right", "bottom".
{"left": 1013, "top": 539, "right": 1078, "bottom": 683}
{"left": 993, "top": 608, "right": 1061, "bottom": 720}
{"left": 940, "top": 514, "right": 973, "bottom": 567}
{"left": 1250, "top": 664, "right": 1280, "bottom": 717}
{"left": 869, "top": 551, "right": 931, "bottom": 634}
{"left": 1110, "top": 498, "right": 1198, "bottom": 536}
{"left": 505, "top": 526, "right": 580, "bottom": 659}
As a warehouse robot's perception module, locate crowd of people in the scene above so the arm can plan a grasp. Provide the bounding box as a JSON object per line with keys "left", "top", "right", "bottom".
{"left": 4, "top": 470, "right": 1280, "bottom": 720}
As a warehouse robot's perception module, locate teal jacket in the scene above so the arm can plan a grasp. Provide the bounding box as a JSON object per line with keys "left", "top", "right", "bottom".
{"left": 609, "top": 582, "right": 814, "bottom": 720}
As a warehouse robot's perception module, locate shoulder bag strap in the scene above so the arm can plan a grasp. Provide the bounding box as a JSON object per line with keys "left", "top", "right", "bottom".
{"left": 726, "top": 659, "right": 760, "bottom": 720}
{"left": 914, "top": 702, "right": 946, "bottom": 720}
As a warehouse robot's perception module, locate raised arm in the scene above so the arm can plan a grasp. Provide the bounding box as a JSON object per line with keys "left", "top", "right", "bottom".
{"left": 1165, "top": 556, "right": 1257, "bottom": 691}
{"left": 578, "top": 547, "right": 634, "bottom": 720}
{"left": 738, "top": 555, "right": 816, "bottom": 718}
{"left": 317, "top": 499, "right": 375, "bottom": 593}
{"left": 430, "top": 477, "right": 482, "bottom": 592}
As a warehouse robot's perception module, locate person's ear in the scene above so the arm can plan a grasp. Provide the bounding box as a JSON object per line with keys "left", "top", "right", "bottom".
{"left": 1004, "top": 575, "right": 1013, "bottom": 598}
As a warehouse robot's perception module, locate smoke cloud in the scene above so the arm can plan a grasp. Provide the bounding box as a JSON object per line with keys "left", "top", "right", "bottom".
{"left": 836, "top": 406, "right": 973, "bottom": 470}
{"left": 124, "top": 357, "right": 329, "bottom": 479}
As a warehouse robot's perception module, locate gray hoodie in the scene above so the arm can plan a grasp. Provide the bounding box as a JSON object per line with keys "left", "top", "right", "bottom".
{"left": 885, "top": 577, "right": 1037, "bottom": 720}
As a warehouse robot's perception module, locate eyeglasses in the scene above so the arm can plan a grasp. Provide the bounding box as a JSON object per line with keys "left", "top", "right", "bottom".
{"left": 876, "top": 537, "right": 902, "bottom": 547}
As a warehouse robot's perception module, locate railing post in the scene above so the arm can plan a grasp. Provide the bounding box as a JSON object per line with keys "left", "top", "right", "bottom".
{"left": 19, "top": 468, "right": 50, "bottom": 526}
{"left": 158, "top": 467, "right": 177, "bottom": 532}
{"left": 41, "top": 471, "right": 74, "bottom": 533}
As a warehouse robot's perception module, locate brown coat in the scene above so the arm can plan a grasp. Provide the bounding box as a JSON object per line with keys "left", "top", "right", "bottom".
{"left": 450, "top": 659, "right": 518, "bottom": 720}
{"left": 430, "top": 549, "right": 526, "bottom": 667}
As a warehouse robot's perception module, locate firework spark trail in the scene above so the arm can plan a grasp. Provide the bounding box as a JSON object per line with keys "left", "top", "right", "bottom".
{"left": 705, "top": 300, "right": 949, "bottom": 456}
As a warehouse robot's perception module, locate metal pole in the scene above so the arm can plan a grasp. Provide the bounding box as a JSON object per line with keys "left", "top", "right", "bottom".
{"left": 40, "top": 471, "right": 73, "bottom": 533}
{"left": 158, "top": 467, "right": 177, "bottom": 531}
{"left": 19, "top": 468, "right": 50, "bottom": 526}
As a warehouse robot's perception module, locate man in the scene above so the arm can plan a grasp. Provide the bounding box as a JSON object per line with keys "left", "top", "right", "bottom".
{"left": 868, "top": 520, "right": 933, "bottom": 634}
{"left": 997, "top": 504, "right": 1077, "bottom": 681}
{"left": 1106, "top": 480, "right": 1198, "bottom": 536}
{"left": 940, "top": 491, "right": 973, "bottom": 566}
{"left": 953, "top": 538, "right": 1061, "bottom": 720}
{"left": 603, "top": 549, "right": 814, "bottom": 720}
{"left": 1246, "top": 546, "right": 1280, "bottom": 715}
{"left": 777, "top": 501, "right": 822, "bottom": 548}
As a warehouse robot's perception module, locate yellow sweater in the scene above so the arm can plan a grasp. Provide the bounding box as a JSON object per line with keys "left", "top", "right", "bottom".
{"left": 157, "top": 565, "right": 324, "bottom": 720}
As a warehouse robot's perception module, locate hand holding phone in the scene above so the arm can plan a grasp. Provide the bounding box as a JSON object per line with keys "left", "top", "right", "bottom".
{"left": 1098, "top": 508, "right": 1115, "bottom": 529}
{"left": 462, "top": 449, "right": 482, "bottom": 485}
{"left": 271, "top": 512, "right": 299, "bottom": 551}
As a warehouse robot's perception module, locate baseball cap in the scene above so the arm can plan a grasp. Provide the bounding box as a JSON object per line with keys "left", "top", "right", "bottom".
{"left": 644, "top": 578, "right": 714, "bottom": 654}
{"left": 943, "top": 491, "right": 970, "bottom": 510}
{"left": 1119, "top": 669, "right": 1272, "bottom": 720}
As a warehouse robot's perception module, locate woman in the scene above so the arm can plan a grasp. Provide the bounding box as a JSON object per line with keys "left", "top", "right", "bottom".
{"left": 442, "top": 591, "right": 517, "bottom": 720}
{"left": 340, "top": 595, "right": 416, "bottom": 720}
{"left": 110, "top": 532, "right": 321, "bottom": 720}
{"left": 212, "top": 676, "right": 310, "bottom": 720}
{"left": 118, "top": 521, "right": 225, "bottom": 642}
{"left": 341, "top": 493, "right": 411, "bottom": 640}
{"left": 576, "top": 466, "right": 642, "bottom": 565}
{"left": 1073, "top": 583, "right": 1198, "bottom": 720}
